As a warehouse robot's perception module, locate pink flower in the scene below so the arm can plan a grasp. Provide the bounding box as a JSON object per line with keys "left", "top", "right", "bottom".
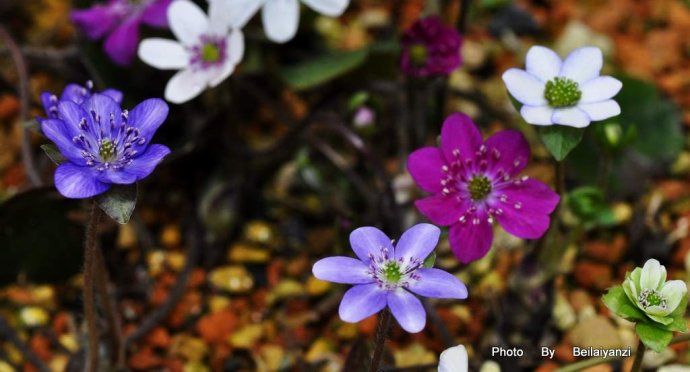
{"left": 400, "top": 16, "right": 462, "bottom": 78}
{"left": 407, "top": 113, "right": 560, "bottom": 263}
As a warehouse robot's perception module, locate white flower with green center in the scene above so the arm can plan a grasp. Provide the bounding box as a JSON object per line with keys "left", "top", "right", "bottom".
{"left": 502, "top": 45, "right": 622, "bottom": 128}
{"left": 623, "top": 259, "right": 687, "bottom": 325}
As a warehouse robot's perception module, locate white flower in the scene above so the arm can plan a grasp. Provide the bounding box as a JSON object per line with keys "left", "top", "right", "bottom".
{"left": 502, "top": 45, "right": 622, "bottom": 128}
{"left": 623, "top": 259, "right": 688, "bottom": 324}
{"left": 138, "top": 0, "right": 244, "bottom": 104}
{"left": 438, "top": 345, "right": 468, "bottom": 372}
{"left": 217, "top": 0, "right": 350, "bottom": 43}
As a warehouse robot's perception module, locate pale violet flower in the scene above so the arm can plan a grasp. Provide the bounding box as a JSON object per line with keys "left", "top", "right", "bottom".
{"left": 438, "top": 345, "right": 468, "bottom": 372}
{"left": 219, "top": 0, "right": 350, "bottom": 43}
{"left": 138, "top": 0, "right": 244, "bottom": 104}
{"left": 623, "top": 259, "right": 688, "bottom": 325}
{"left": 502, "top": 45, "right": 622, "bottom": 128}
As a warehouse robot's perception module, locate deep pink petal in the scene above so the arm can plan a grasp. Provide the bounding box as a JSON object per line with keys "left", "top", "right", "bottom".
{"left": 394, "top": 224, "right": 440, "bottom": 261}
{"left": 494, "top": 179, "right": 559, "bottom": 239}
{"left": 387, "top": 289, "right": 426, "bottom": 333}
{"left": 104, "top": 17, "right": 140, "bottom": 66}
{"left": 339, "top": 284, "right": 387, "bottom": 323}
{"left": 407, "top": 147, "right": 445, "bottom": 193}
{"left": 485, "top": 129, "right": 530, "bottom": 176}
{"left": 449, "top": 220, "right": 493, "bottom": 263}
{"left": 140, "top": 0, "right": 171, "bottom": 27}
{"left": 407, "top": 268, "right": 468, "bottom": 299}
{"left": 440, "top": 113, "right": 483, "bottom": 163}
{"left": 312, "top": 257, "right": 374, "bottom": 284}
{"left": 415, "top": 195, "right": 467, "bottom": 226}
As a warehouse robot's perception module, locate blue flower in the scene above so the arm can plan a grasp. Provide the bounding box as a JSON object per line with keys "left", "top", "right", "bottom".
{"left": 40, "top": 81, "right": 122, "bottom": 121}
{"left": 40, "top": 89, "right": 170, "bottom": 198}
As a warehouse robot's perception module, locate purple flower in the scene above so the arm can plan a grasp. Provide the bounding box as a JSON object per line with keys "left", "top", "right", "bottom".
{"left": 40, "top": 81, "right": 122, "bottom": 121}
{"left": 401, "top": 16, "right": 462, "bottom": 78}
{"left": 40, "top": 91, "right": 171, "bottom": 199}
{"left": 312, "top": 224, "right": 468, "bottom": 333}
{"left": 407, "top": 113, "right": 560, "bottom": 263}
{"left": 71, "top": 0, "right": 171, "bottom": 66}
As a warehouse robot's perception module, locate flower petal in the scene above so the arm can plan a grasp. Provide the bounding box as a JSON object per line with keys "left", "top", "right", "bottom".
{"left": 164, "top": 69, "right": 207, "bottom": 104}
{"left": 577, "top": 100, "right": 620, "bottom": 121}
{"left": 129, "top": 98, "right": 169, "bottom": 142}
{"left": 81, "top": 94, "right": 123, "bottom": 137}
{"left": 560, "top": 46, "right": 603, "bottom": 84}
{"left": 394, "top": 223, "right": 440, "bottom": 261}
{"left": 338, "top": 284, "right": 387, "bottom": 323}
{"left": 138, "top": 38, "right": 189, "bottom": 70}
{"left": 123, "top": 144, "right": 171, "bottom": 180}
{"left": 580, "top": 76, "right": 622, "bottom": 103}
{"left": 140, "top": 0, "right": 171, "bottom": 27}
{"left": 54, "top": 163, "right": 110, "bottom": 199}
{"left": 41, "top": 119, "right": 86, "bottom": 165}
{"left": 302, "top": 0, "right": 349, "bottom": 16}
{"left": 502, "top": 68, "right": 547, "bottom": 106}
{"left": 262, "top": 0, "right": 300, "bottom": 43}
{"left": 485, "top": 129, "right": 530, "bottom": 176}
{"left": 407, "top": 268, "right": 467, "bottom": 299}
{"left": 168, "top": 0, "right": 209, "bottom": 46}
{"left": 102, "top": 89, "right": 123, "bottom": 104}
{"left": 415, "top": 195, "right": 467, "bottom": 226}
{"left": 312, "top": 257, "right": 373, "bottom": 284}
{"left": 440, "top": 113, "right": 483, "bottom": 163}
{"left": 56, "top": 100, "right": 88, "bottom": 137}
{"left": 349, "top": 226, "right": 393, "bottom": 264}
{"left": 96, "top": 168, "right": 138, "bottom": 185}
{"left": 660, "top": 280, "right": 687, "bottom": 315}
{"left": 407, "top": 147, "right": 445, "bottom": 193}
{"left": 208, "top": 30, "right": 244, "bottom": 87}
{"left": 438, "top": 345, "right": 468, "bottom": 372}
{"left": 387, "top": 289, "right": 426, "bottom": 333}
{"left": 104, "top": 17, "right": 140, "bottom": 66}
{"left": 448, "top": 219, "right": 493, "bottom": 263}
{"left": 525, "top": 45, "right": 562, "bottom": 82}
{"left": 223, "top": 0, "right": 263, "bottom": 28}
{"left": 551, "top": 107, "right": 590, "bottom": 128}
{"left": 520, "top": 105, "right": 554, "bottom": 126}
{"left": 71, "top": 3, "right": 120, "bottom": 39}
{"left": 640, "top": 259, "right": 663, "bottom": 291}
{"left": 493, "top": 179, "right": 559, "bottom": 239}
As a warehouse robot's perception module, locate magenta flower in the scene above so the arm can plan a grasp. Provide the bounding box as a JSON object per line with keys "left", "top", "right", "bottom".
{"left": 407, "top": 113, "right": 560, "bottom": 263}
{"left": 401, "top": 16, "right": 462, "bottom": 78}
{"left": 312, "top": 224, "right": 467, "bottom": 333}
{"left": 71, "top": 0, "right": 171, "bottom": 66}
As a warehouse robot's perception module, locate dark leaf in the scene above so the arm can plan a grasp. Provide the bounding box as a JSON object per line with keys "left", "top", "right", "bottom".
{"left": 96, "top": 184, "right": 137, "bottom": 224}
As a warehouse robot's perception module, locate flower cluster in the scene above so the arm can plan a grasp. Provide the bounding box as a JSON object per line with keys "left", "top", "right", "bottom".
{"left": 40, "top": 83, "right": 170, "bottom": 198}
{"left": 401, "top": 16, "right": 462, "bottom": 78}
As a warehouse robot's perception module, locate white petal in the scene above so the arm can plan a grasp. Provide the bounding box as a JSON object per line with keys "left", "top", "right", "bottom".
{"left": 302, "top": 0, "right": 349, "bottom": 16}
{"left": 262, "top": 0, "right": 300, "bottom": 43}
{"left": 640, "top": 259, "right": 663, "bottom": 291}
{"left": 209, "top": 0, "right": 263, "bottom": 32}
{"left": 580, "top": 76, "right": 623, "bottom": 103}
{"left": 526, "top": 45, "right": 562, "bottom": 82}
{"left": 228, "top": 28, "right": 245, "bottom": 65}
{"left": 138, "top": 38, "right": 189, "bottom": 70}
{"left": 520, "top": 105, "right": 554, "bottom": 125}
{"left": 551, "top": 107, "right": 590, "bottom": 128}
{"left": 661, "top": 280, "right": 688, "bottom": 314}
{"left": 502, "top": 68, "right": 547, "bottom": 106}
{"left": 164, "top": 68, "right": 208, "bottom": 104}
{"left": 438, "top": 345, "right": 468, "bottom": 372}
{"left": 168, "top": 0, "right": 209, "bottom": 46}
{"left": 560, "top": 46, "right": 603, "bottom": 84}
{"left": 577, "top": 100, "right": 620, "bottom": 121}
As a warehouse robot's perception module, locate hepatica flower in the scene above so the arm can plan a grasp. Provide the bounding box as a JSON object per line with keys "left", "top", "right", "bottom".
{"left": 138, "top": 0, "right": 244, "bottom": 104}
{"left": 407, "top": 113, "right": 560, "bottom": 263}
{"left": 622, "top": 259, "right": 687, "bottom": 325}
{"left": 401, "top": 16, "right": 462, "bottom": 78}
{"left": 40, "top": 81, "right": 122, "bottom": 121}
{"left": 502, "top": 45, "right": 622, "bottom": 128}
{"left": 41, "top": 92, "right": 170, "bottom": 198}
{"left": 312, "top": 224, "right": 467, "bottom": 333}
{"left": 71, "top": 0, "right": 171, "bottom": 66}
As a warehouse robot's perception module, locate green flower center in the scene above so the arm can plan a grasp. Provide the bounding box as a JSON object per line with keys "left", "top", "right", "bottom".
{"left": 544, "top": 77, "right": 581, "bottom": 107}
{"left": 468, "top": 176, "right": 492, "bottom": 201}
{"left": 639, "top": 289, "right": 667, "bottom": 309}
{"left": 201, "top": 43, "right": 221, "bottom": 63}
{"left": 409, "top": 44, "right": 428, "bottom": 67}
{"left": 382, "top": 261, "right": 403, "bottom": 284}
{"left": 98, "top": 139, "right": 116, "bottom": 162}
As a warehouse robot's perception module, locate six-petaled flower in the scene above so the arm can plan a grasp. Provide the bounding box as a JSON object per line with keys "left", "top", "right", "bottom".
{"left": 401, "top": 16, "right": 463, "bottom": 78}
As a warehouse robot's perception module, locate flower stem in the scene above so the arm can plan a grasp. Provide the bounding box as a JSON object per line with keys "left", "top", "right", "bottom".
{"left": 94, "top": 248, "right": 125, "bottom": 368}
{"left": 83, "top": 201, "right": 102, "bottom": 372}
{"left": 631, "top": 339, "right": 645, "bottom": 372}
{"left": 369, "top": 309, "right": 392, "bottom": 372}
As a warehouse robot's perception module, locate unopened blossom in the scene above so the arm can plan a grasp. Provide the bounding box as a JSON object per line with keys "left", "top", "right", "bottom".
{"left": 222, "top": 0, "right": 350, "bottom": 43}
{"left": 623, "top": 259, "right": 687, "bottom": 325}
{"left": 138, "top": 0, "right": 244, "bottom": 104}
{"left": 438, "top": 345, "right": 468, "bottom": 372}
{"left": 502, "top": 45, "right": 622, "bottom": 128}
{"left": 40, "top": 92, "right": 170, "bottom": 198}
{"left": 407, "top": 113, "right": 560, "bottom": 263}
{"left": 40, "top": 81, "right": 122, "bottom": 121}
{"left": 312, "top": 224, "right": 467, "bottom": 333}
{"left": 401, "top": 16, "right": 462, "bottom": 78}
{"left": 71, "top": 0, "right": 171, "bottom": 66}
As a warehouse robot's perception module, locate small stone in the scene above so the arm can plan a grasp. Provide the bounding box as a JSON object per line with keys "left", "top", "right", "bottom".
{"left": 567, "top": 316, "right": 623, "bottom": 349}
{"left": 227, "top": 242, "right": 270, "bottom": 263}
{"left": 208, "top": 266, "right": 254, "bottom": 293}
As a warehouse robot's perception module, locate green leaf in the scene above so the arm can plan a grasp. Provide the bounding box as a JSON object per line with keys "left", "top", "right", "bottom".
{"left": 636, "top": 322, "right": 674, "bottom": 353}
{"left": 538, "top": 125, "right": 584, "bottom": 161}
{"left": 279, "top": 49, "right": 369, "bottom": 91}
{"left": 566, "top": 186, "right": 617, "bottom": 228}
{"left": 40, "top": 144, "right": 66, "bottom": 165}
{"left": 96, "top": 184, "right": 137, "bottom": 224}
{"left": 423, "top": 252, "right": 436, "bottom": 268}
{"left": 602, "top": 286, "right": 647, "bottom": 321}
